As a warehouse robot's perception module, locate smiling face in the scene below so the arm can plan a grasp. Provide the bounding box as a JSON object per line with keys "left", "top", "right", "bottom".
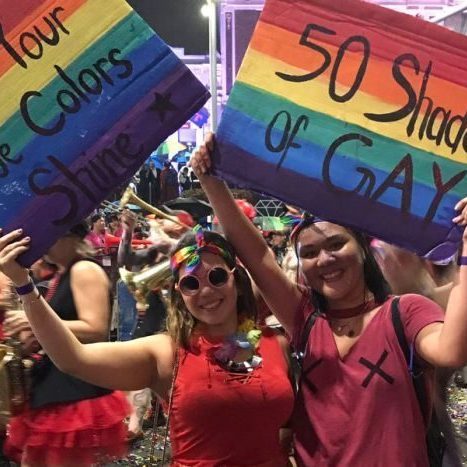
{"left": 177, "top": 252, "right": 238, "bottom": 334}
{"left": 296, "top": 222, "right": 366, "bottom": 308}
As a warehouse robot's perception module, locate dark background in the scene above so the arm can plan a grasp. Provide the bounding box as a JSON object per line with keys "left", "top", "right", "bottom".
{"left": 126, "top": 0, "right": 210, "bottom": 54}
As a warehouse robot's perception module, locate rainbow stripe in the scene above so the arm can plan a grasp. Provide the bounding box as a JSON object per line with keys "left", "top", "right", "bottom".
{"left": 214, "top": 0, "right": 467, "bottom": 260}
{"left": 0, "top": 0, "right": 209, "bottom": 266}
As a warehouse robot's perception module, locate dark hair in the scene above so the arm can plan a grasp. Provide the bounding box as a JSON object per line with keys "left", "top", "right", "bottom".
{"left": 167, "top": 230, "right": 257, "bottom": 348}
{"left": 90, "top": 213, "right": 103, "bottom": 225}
{"left": 68, "top": 221, "right": 89, "bottom": 239}
{"left": 293, "top": 216, "right": 391, "bottom": 311}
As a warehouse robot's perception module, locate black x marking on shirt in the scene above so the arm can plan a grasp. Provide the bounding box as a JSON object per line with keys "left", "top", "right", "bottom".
{"left": 359, "top": 350, "right": 394, "bottom": 388}
{"left": 302, "top": 358, "right": 323, "bottom": 393}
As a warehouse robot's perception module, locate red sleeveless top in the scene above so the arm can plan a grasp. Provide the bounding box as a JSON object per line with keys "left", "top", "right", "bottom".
{"left": 169, "top": 329, "right": 294, "bottom": 467}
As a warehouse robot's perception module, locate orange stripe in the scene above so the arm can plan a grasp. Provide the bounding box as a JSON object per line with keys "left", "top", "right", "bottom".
{"left": 0, "top": 0, "right": 86, "bottom": 78}
{"left": 250, "top": 21, "right": 465, "bottom": 118}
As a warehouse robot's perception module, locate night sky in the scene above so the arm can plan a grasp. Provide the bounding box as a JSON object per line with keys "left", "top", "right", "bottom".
{"left": 126, "top": 0, "right": 210, "bottom": 54}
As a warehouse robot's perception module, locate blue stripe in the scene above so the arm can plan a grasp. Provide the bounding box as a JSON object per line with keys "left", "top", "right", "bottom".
{"left": 218, "top": 106, "right": 461, "bottom": 226}
{"left": 1, "top": 34, "right": 180, "bottom": 211}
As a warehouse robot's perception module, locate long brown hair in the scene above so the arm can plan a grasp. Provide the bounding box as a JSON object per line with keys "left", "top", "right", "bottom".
{"left": 167, "top": 230, "right": 257, "bottom": 349}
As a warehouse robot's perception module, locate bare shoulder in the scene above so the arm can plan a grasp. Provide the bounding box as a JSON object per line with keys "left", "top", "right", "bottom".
{"left": 70, "top": 260, "right": 106, "bottom": 276}
{"left": 70, "top": 260, "right": 109, "bottom": 283}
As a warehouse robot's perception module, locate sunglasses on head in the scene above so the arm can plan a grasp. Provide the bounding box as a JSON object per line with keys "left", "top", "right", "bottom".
{"left": 177, "top": 266, "right": 235, "bottom": 296}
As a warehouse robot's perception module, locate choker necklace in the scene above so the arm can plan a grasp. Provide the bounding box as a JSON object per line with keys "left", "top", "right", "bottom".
{"left": 211, "top": 319, "right": 262, "bottom": 373}
{"left": 325, "top": 299, "right": 376, "bottom": 338}
{"left": 325, "top": 299, "right": 376, "bottom": 320}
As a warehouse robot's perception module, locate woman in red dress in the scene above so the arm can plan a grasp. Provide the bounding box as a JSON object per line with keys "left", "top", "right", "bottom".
{"left": 0, "top": 225, "right": 294, "bottom": 467}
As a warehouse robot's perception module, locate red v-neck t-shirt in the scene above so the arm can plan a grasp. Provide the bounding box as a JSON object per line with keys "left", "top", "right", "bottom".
{"left": 291, "top": 294, "right": 444, "bottom": 467}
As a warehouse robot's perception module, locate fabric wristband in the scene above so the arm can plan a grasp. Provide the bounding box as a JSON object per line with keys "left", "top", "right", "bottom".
{"left": 15, "top": 280, "right": 36, "bottom": 296}
{"left": 457, "top": 256, "right": 467, "bottom": 266}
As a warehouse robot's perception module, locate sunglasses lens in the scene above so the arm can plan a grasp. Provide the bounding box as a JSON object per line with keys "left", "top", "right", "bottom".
{"left": 209, "top": 267, "right": 229, "bottom": 287}
{"left": 179, "top": 275, "right": 200, "bottom": 294}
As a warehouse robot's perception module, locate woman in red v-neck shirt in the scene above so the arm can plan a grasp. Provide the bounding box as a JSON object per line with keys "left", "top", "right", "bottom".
{"left": 189, "top": 133, "right": 467, "bottom": 467}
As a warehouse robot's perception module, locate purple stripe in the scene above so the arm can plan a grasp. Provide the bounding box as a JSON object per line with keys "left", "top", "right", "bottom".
{"left": 213, "top": 141, "right": 462, "bottom": 261}
{"left": 11, "top": 68, "right": 209, "bottom": 266}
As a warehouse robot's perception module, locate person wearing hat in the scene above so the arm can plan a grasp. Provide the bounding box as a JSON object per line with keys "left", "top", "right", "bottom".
{"left": 2, "top": 223, "right": 129, "bottom": 466}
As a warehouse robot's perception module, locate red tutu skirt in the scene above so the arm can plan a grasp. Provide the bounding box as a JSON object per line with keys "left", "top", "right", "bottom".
{"left": 4, "top": 391, "right": 130, "bottom": 466}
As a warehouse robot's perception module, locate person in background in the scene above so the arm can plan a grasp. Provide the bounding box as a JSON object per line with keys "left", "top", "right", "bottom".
{"left": 178, "top": 166, "right": 191, "bottom": 193}
{"left": 85, "top": 213, "right": 106, "bottom": 255}
{"left": 160, "top": 161, "right": 179, "bottom": 204}
{"left": 191, "top": 133, "right": 467, "bottom": 467}
{"left": 2, "top": 222, "right": 129, "bottom": 466}
{"left": 138, "top": 163, "right": 160, "bottom": 206}
{"left": 149, "top": 161, "right": 161, "bottom": 205}
{"left": 371, "top": 240, "right": 463, "bottom": 467}
{"left": 117, "top": 210, "right": 168, "bottom": 441}
{"left": 0, "top": 226, "right": 294, "bottom": 467}
{"left": 188, "top": 166, "right": 201, "bottom": 190}
{"left": 107, "top": 214, "right": 122, "bottom": 237}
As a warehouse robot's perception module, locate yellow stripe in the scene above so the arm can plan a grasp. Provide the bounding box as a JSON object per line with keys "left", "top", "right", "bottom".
{"left": 0, "top": 0, "right": 131, "bottom": 126}
{"left": 238, "top": 48, "right": 465, "bottom": 163}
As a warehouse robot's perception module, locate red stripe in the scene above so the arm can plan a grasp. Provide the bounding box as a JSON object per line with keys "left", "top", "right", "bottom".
{"left": 260, "top": 0, "right": 467, "bottom": 87}
{"left": 0, "top": 0, "right": 46, "bottom": 35}
{"left": 0, "top": 0, "right": 86, "bottom": 78}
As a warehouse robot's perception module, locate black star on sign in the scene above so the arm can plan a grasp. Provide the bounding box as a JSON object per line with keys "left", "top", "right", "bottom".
{"left": 148, "top": 92, "right": 178, "bottom": 122}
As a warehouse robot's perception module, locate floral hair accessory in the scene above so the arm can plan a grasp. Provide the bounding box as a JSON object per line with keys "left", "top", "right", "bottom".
{"left": 170, "top": 225, "right": 234, "bottom": 273}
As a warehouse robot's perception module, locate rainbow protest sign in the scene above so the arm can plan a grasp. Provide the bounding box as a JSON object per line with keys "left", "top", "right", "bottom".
{"left": 0, "top": 0, "right": 209, "bottom": 266}
{"left": 214, "top": 0, "right": 467, "bottom": 260}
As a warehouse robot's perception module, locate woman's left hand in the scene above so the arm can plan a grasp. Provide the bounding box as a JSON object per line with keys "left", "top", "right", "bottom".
{"left": 0, "top": 229, "right": 31, "bottom": 286}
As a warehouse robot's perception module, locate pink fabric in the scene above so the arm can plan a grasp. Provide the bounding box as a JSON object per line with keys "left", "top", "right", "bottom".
{"left": 291, "top": 294, "right": 444, "bottom": 467}
{"left": 85, "top": 231, "right": 106, "bottom": 250}
{"left": 169, "top": 329, "right": 294, "bottom": 466}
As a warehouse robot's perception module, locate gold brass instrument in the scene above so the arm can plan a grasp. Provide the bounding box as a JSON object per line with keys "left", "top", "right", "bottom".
{"left": 0, "top": 279, "right": 34, "bottom": 424}
{"left": 119, "top": 260, "right": 172, "bottom": 307}
{"left": 120, "top": 187, "right": 190, "bottom": 229}
{"left": 100, "top": 200, "right": 148, "bottom": 224}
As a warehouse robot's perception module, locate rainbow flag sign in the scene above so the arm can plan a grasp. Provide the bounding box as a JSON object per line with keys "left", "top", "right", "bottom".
{"left": 0, "top": 0, "right": 209, "bottom": 266}
{"left": 214, "top": 0, "right": 467, "bottom": 260}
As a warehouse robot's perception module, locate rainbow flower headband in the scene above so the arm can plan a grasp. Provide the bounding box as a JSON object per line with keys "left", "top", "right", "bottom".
{"left": 170, "top": 225, "right": 234, "bottom": 273}
{"left": 280, "top": 213, "right": 324, "bottom": 241}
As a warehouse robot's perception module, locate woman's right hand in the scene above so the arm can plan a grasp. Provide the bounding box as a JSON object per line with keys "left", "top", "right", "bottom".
{"left": 121, "top": 210, "right": 137, "bottom": 233}
{"left": 0, "top": 229, "right": 31, "bottom": 286}
{"left": 190, "top": 132, "right": 214, "bottom": 178}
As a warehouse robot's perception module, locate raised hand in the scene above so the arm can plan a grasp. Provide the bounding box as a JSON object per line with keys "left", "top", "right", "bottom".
{"left": 0, "top": 229, "right": 31, "bottom": 286}
{"left": 121, "top": 209, "right": 137, "bottom": 233}
{"left": 190, "top": 132, "right": 214, "bottom": 177}
{"left": 453, "top": 197, "right": 467, "bottom": 240}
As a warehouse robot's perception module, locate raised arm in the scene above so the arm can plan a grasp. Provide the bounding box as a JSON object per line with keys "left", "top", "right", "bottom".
{"left": 416, "top": 198, "right": 467, "bottom": 367}
{"left": 191, "top": 134, "right": 302, "bottom": 334}
{"left": 0, "top": 229, "right": 174, "bottom": 396}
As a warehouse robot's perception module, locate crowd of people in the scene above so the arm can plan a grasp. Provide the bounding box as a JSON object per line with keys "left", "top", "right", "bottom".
{"left": 0, "top": 132, "right": 465, "bottom": 466}
{"left": 129, "top": 159, "right": 200, "bottom": 208}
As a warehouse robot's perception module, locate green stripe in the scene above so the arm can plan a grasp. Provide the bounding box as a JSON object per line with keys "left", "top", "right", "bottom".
{"left": 2, "top": 12, "right": 151, "bottom": 158}
{"left": 228, "top": 82, "right": 466, "bottom": 195}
